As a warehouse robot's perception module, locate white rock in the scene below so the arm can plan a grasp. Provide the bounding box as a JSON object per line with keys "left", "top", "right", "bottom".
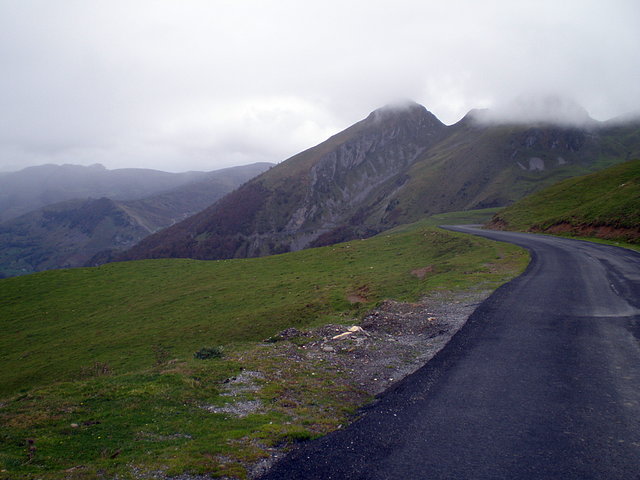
{"left": 332, "top": 331, "right": 353, "bottom": 340}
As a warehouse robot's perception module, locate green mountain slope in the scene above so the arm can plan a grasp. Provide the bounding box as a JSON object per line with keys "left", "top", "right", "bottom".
{"left": 121, "top": 102, "right": 640, "bottom": 263}
{"left": 385, "top": 117, "right": 613, "bottom": 220}
{"left": 0, "top": 222, "right": 523, "bottom": 397}
{"left": 486, "top": 159, "right": 640, "bottom": 243}
{"left": 0, "top": 197, "right": 149, "bottom": 277}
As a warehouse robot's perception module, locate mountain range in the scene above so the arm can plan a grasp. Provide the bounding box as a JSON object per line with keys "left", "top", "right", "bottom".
{"left": 0, "top": 162, "right": 272, "bottom": 277}
{"left": 0, "top": 163, "right": 216, "bottom": 223}
{"left": 120, "top": 100, "right": 640, "bottom": 262}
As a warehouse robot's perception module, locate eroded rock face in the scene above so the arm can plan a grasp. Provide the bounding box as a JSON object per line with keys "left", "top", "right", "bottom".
{"left": 528, "top": 157, "right": 545, "bottom": 171}
{"left": 284, "top": 104, "right": 447, "bottom": 242}
{"left": 123, "top": 103, "right": 449, "bottom": 261}
{"left": 515, "top": 127, "right": 587, "bottom": 152}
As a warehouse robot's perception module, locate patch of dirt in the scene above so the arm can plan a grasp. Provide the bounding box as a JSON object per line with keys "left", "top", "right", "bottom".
{"left": 410, "top": 265, "right": 433, "bottom": 279}
{"left": 488, "top": 219, "right": 640, "bottom": 244}
{"left": 200, "top": 370, "right": 266, "bottom": 417}
{"left": 485, "top": 217, "right": 507, "bottom": 230}
{"left": 346, "top": 284, "right": 370, "bottom": 304}
{"left": 220, "top": 370, "right": 265, "bottom": 396}
{"left": 346, "top": 294, "right": 368, "bottom": 304}
{"left": 201, "top": 400, "right": 263, "bottom": 418}
{"left": 536, "top": 222, "right": 640, "bottom": 243}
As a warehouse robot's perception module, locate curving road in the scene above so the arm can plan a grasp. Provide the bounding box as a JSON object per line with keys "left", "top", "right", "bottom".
{"left": 260, "top": 227, "right": 640, "bottom": 480}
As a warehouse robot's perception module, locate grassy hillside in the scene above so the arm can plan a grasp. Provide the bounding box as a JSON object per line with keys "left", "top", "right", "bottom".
{"left": 487, "top": 159, "right": 640, "bottom": 243}
{"left": 420, "top": 207, "right": 502, "bottom": 226}
{"left": 0, "top": 222, "right": 527, "bottom": 478}
{"left": 383, "top": 121, "right": 639, "bottom": 226}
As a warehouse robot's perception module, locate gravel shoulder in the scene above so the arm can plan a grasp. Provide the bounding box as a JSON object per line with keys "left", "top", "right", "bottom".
{"left": 269, "top": 288, "right": 493, "bottom": 397}
{"left": 239, "top": 288, "right": 494, "bottom": 478}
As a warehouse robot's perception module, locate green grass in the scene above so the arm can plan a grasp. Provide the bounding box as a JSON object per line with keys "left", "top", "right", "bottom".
{"left": 0, "top": 222, "right": 528, "bottom": 478}
{"left": 420, "top": 208, "right": 502, "bottom": 226}
{"left": 489, "top": 159, "right": 640, "bottom": 243}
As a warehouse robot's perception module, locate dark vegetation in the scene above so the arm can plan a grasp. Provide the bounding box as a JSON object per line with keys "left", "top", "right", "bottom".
{"left": 193, "top": 346, "right": 224, "bottom": 360}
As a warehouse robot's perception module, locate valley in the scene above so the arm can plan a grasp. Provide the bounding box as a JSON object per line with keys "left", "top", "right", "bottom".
{"left": 0, "top": 163, "right": 272, "bottom": 277}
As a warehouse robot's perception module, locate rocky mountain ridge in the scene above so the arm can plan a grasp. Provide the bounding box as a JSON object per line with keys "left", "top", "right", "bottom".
{"left": 282, "top": 104, "right": 447, "bottom": 247}
{"left": 120, "top": 100, "right": 640, "bottom": 263}
{"left": 120, "top": 103, "right": 443, "bottom": 259}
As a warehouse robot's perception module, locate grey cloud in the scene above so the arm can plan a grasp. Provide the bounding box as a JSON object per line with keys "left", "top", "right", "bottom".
{"left": 471, "top": 93, "right": 597, "bottom": 127}
{"left": 0, "top": 0, "right": 639, "bottom": 172}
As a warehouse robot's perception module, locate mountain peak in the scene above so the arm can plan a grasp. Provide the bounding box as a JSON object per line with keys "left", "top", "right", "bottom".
{"left": 366, "top": 100, "right": 445, "bottom": 131}
{"left": 119, "top": 96, "right": 640, "bottom": 265}
{"left": 368, "top": 99, "right": 426, "bottom": 118}
{"left": 370, "top": 99, "right": 422, "bottom": 114}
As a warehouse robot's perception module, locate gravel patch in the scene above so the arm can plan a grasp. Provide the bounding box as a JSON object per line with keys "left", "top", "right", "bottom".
{"left": 200, "top": 370, "right": 266, "bottom": 417}
{"left": 201, "top": 400, "right": 263, "bottom": 417}
{"left": 264, "top": 289, "right": 490, "bottom": 396}
{"left": 244, "top": 288, "right": 492, "bottom": 478}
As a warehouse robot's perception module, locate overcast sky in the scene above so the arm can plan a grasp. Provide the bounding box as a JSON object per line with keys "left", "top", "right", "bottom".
{"left": 1, "top": 0, "right": 639, "bottom": 173}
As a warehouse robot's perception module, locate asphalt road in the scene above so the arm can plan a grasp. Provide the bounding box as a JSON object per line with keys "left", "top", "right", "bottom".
{"left": 259, "top": 227, "right": 640, "bottom": 480}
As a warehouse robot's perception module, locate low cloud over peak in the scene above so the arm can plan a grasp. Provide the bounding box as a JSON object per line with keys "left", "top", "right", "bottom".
{"left": 470, "top": 94, "right": 597, "bottom": 127}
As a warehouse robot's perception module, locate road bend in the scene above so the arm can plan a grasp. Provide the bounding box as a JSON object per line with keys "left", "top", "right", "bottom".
{"left": 259, "top": 227, "right": 640, "bottom": 480}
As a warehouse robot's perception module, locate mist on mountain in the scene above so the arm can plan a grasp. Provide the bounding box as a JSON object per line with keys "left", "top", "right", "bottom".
{"left": 469, "top": 93, "right": 597, "bottom": 127}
